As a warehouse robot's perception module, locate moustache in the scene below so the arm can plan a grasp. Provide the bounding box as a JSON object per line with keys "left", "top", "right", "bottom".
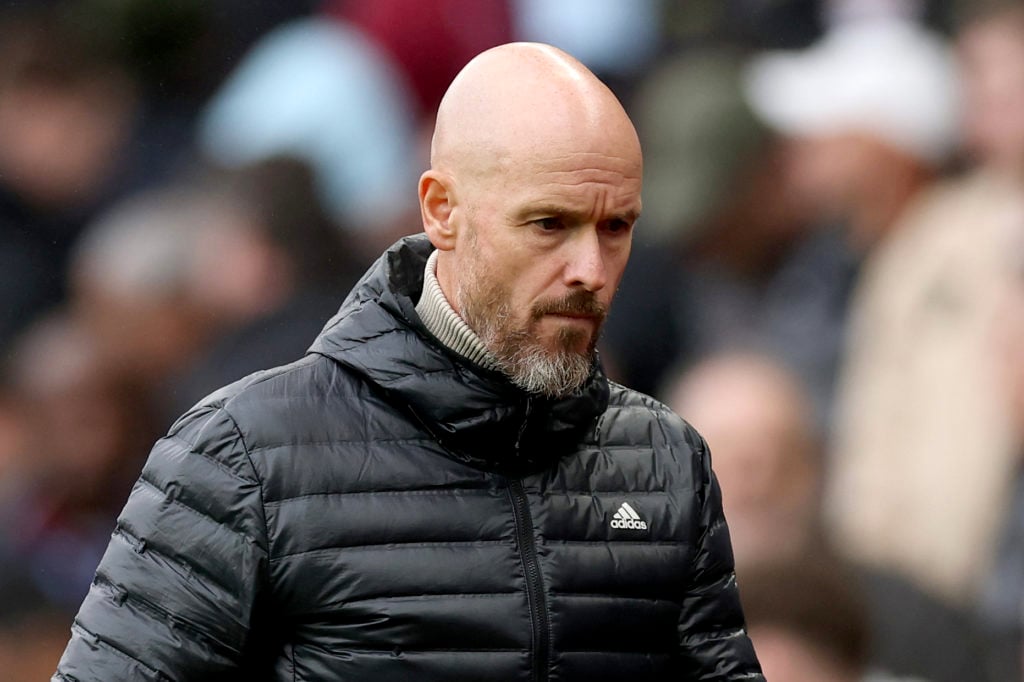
{"left": 531, "top": 290, "right": 608, "bottom": 321}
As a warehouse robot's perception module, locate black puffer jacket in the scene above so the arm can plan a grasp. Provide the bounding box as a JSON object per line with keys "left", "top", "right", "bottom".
{"left": 55, "top": 236, "right": 763, "bottom": 681}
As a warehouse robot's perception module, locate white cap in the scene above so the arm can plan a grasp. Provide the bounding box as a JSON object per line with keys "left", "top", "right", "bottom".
{"left": 744, "top": 17, "right": 961, "bottom": 163}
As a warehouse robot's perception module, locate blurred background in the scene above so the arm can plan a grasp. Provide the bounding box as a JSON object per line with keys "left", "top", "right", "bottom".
{"left": 0, "top": 0, "right": 1021, "bottom": 679}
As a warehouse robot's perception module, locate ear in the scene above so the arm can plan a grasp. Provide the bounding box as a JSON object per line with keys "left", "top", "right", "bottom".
{"left": 419, "top": 170, "right": 458, "bottom": 251}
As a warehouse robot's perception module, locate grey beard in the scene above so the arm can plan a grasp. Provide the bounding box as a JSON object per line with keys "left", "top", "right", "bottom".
{"left": 492, "top": 328, "right": 593, "bottom": 398}
{"left": 454, "top": 239, "right": 597, "bottom": 398}
{"left": 474, "top": 301, "right": 594, "bottom": 398}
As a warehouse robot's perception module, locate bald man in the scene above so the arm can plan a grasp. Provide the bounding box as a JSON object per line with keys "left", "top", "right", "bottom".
{"left": 55, "top": 44, "right": 763, "bottom": 681}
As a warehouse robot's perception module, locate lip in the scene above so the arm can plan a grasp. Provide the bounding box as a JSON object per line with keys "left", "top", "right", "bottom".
{"left": 546, "top": 313, "right": 599, "bottom": 323}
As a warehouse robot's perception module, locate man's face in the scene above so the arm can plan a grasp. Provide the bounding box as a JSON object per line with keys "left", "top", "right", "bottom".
{"left": 453, "top": 144, "right": 641, "bottom": 396}
{"left": 959, "top": 14, "right": 1024, "bottom": 176}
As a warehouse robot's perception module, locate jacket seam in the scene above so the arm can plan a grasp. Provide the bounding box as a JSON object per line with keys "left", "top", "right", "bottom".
{"left": 290, "top": 646, "right": 674, "bottom": 655}
{"left": 135, "top": 476, "right": 254, "bottom": 544}
{"left": 218, "top": 406, "right": 272, "bottom": 571}
{"left": 266, "top": 536, "right": 693, "bottom": 565}
{"left": 245, "top": 437, "right": 438, "bottom": 454}
{"left": 593, "top": 442, "right": 688, "bottom": 451}
{"left": 687, "top": 432, "right": 714, "bottom": 564}
{"left": 108, "top": 526, "right": 245, "bottom": 602}
{"left": 263, "top": 487, "right": 494, "bottom": 506}
{"left": 269, "top": 539, "right": 510, "bottom": 562}
{"left": 679, "top": 626, "right": 749, "bottom": 646}
{"left": 547, "top": 592, "right": 683, "bottom": 603}
{"left": 314, "top": 592, "right": 522, "bottom": 609}
{"left": 91, "top": 573, "right": 242, "bottom": 656}
{"left": 294, "top": 591, "right": 686, "bottom": 610}
{"left": 307, "top": 646, "right": 531, "bottom": 654}
{"left": 544, "top": 489, "right": 674, "bottom": 496}
{"left": 547, "top": 539, "right": 689, "bottom": 546}
{"left": 216, "top": 405, "right": 275, "bottom": 673}
{"left": 69, "top": 621, "right": 171, "bottom": 680}
{"left": 218, "top": 354, "right": 321, "bottom": 399}
{"left": 160, "top": 434, "right": 254, "bottom": 484}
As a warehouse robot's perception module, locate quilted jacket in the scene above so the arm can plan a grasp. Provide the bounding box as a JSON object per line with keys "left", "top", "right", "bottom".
{"left": 55, "top": 235, "right": 764, "bottom": 681}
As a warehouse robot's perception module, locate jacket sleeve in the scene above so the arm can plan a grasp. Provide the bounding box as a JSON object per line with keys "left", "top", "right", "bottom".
{"left": 678, "top": 434, "right": 764, "bottom": 680}
{"left": 54, "top": 403, "right": 270, "bottom": 681}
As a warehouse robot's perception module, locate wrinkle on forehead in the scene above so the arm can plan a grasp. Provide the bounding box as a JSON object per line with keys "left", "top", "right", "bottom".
{"left": 431, "top": 43, "right": 642, "bottom": 187}
{"left": 533, "top": 152, "right": 643, "bottom": 181}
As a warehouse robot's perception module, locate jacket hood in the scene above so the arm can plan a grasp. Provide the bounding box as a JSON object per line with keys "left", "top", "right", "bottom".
{"left": 308, "top": 234, "right": 610, "bottom": 474}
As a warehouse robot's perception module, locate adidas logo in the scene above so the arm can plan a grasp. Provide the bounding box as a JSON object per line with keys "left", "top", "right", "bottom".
{"left": 610, "top": 502, "right": 648, "bottom": 530}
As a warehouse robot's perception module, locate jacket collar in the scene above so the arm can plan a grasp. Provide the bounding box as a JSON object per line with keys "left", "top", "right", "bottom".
{"left": 308, "top": 234, "right": 610, "bottom": 475}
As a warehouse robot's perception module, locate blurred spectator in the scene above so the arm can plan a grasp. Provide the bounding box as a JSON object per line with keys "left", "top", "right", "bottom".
{"left": 165, "top": 157, "right": 366, "bottom": 420}
{"left": 826, "top": 2, "right": 1024, "bottom": 612}
{"left": 744, "top": 11, "right": 960, "bottom": 251}
{"left": 0, "top": 6, "right": 140, "bottom": 348}
{"left": 198, "top": 17, "right": 420, "bottom": 253}
{"left": 603, "top": 48, "right": 842, "bottom": 411}
{"left": 632, "top": 51, "right": 779, "bottom": 248}
{"left": 957, "top": 0, "right": 1024, "bottom": 179}
{"left": 661, "top": 0, "right": 823, "bottom": 50}
{"left": 328, "top": 0, "right": 514, "bottom": 120}
{"left": 829, "top": 170, "right": 1023, "bottom": 606}
{"left": 950, "top": 2, "right": 1024, "bottom": 677}
{"left": 822, "top": 0, "right": 956, "bottom": 35}
{"left": 666, "top": 351, "right": 993, "bottom": 682}
{"left": 0, "top": 312, "right": 156, "bottom": 613}
{"left": 67, "top": 186, "right": 229, "bottom": 387}
{"left": 737, "top": 556, "right": 941, "bottom": 682}
{"left": 738, "top": 8, "right": 959, "bottom": 435}
{"left": 602, "top": 49, "right": 766, "bottom": 395}
{"left": 609, "top": 0, "right": 959, "bottom": 424}
{"left": 66, "top": 158, "right": 365, "bottom": 424}
{"left": 665, "top": 352, "right": 821, "bottom": 563}
{"left": 824, "top": 0, "right": 926, "bottom": 24}
{"left": 739, "top": 556, "right": 872, "bottom": 682}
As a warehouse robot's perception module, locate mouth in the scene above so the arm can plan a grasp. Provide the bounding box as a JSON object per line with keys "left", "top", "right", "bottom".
{"left": 532, "top": 292, "right": 608, "bottom": 329}
{"left": 549, "top": 311, "right": 597, "bottom": 319}
{"left": 545, "top": 312, "right": 601, "bottom": 325}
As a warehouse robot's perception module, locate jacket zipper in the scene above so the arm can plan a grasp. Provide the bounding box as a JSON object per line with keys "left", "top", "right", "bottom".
{"left": 507, "top": 478, "right": 550, "bottom": 682}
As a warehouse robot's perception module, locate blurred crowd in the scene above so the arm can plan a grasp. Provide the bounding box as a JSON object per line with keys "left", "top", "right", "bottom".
{"left": 1, "top": 0, "right": 1022, "bottom": 679}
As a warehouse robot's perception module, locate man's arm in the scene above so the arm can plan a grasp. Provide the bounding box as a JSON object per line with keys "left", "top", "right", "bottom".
{"left": 54, "top": 404, "right": 269, "bottom": 681}
{"left": 678, "top": 435, "right": 765, "bottom": 680}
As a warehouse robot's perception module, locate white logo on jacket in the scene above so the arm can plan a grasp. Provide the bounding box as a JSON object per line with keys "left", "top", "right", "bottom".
{"left": 610, "top": 502, "right": 648, "bottom": 530}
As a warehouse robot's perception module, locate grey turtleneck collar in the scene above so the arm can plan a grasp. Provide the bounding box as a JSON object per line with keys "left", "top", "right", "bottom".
{"left": 415, "top": 249, "right": 500, "bottom": 371}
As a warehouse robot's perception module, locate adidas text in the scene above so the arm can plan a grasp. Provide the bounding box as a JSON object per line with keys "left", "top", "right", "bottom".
{"left": 610, "top": 502, "right": 648, "bottom": 530}
{"left": 610, "top": 518, "right": 648, "bottom": 530}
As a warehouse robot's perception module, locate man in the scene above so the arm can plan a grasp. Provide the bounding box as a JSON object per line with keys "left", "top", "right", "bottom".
{"left": 54, "top": 43, "right": 763, "bottom": 681}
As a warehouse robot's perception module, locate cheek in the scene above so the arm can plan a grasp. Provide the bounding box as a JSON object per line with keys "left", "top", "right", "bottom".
{"left": 608, "top": 249, "right": 631, "bottom": 290}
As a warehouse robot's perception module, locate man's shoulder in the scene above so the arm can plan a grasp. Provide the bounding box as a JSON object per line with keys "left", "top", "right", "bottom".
{"left": 167, "top": 352, "right": 370, "bottom": 453}
{"left": 602, "top": 381, "right": 706, "bottom": 456}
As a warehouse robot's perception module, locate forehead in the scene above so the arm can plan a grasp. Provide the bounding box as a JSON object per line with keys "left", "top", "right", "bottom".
{"left": 488, "top": 145, "right": 642, "bottom": 212}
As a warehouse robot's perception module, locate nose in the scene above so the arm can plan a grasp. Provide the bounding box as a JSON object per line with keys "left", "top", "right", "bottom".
{"left": 563, "top": 228, "right": 608, "bottom": 292}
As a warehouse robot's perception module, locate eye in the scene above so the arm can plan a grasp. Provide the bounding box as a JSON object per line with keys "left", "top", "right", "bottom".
{"left": 604, "top": 219, "right": 633, "bottom": 235}
{"left": 534, "top": 217, "right": 564, "bottom": 231}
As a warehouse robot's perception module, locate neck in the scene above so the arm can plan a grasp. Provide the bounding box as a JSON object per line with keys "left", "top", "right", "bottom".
{"left": 415, "top": 249, "right": 500, "bottom": 371}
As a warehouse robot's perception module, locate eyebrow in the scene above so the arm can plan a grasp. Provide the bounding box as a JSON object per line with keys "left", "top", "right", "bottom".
{"left": 515, "top": 205, "right": 641, "bottom": 224}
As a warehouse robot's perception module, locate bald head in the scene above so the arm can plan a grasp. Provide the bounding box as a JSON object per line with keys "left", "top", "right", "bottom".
{"left": 417, "top": 43, "right": 642, "bottom": 398}
{"left": 430, "top": 42, "right": 640, "bottom": 182}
